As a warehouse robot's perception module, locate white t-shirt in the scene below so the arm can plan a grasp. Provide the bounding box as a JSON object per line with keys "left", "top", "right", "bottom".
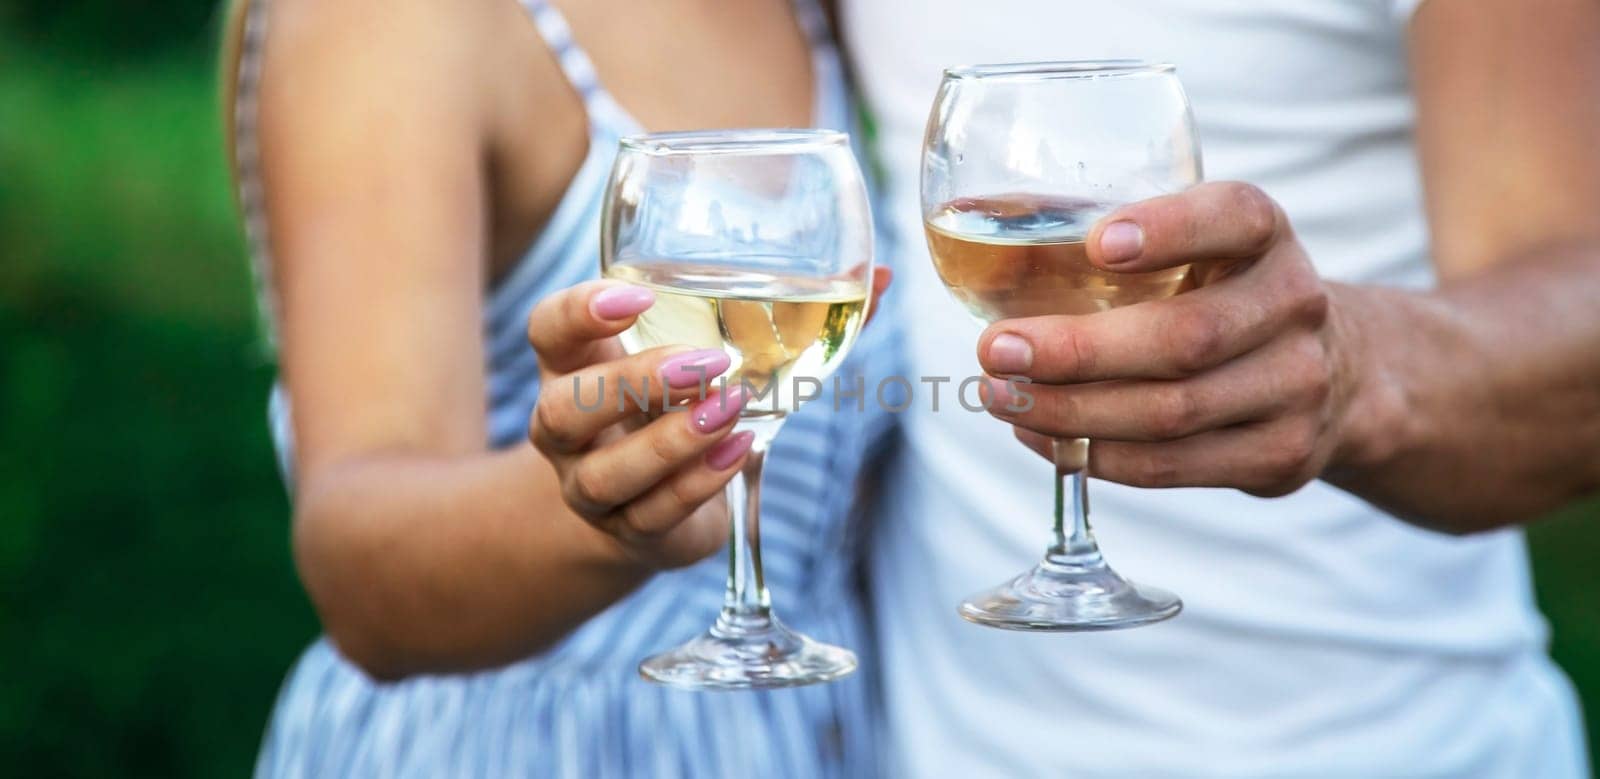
{"left": 842, "top": 1, "right": 1588, "bottom": 776}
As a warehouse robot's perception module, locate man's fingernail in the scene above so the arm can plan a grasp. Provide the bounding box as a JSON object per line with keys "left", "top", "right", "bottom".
{"left": 1099, "top": 221, "right": 1145, "bottom": 265}
{"left": 984, "top": 377, "right": 1015, "bottom": 411}
{"left": 985, "top": 334, "right": 1033, "bottom": 373}
{"left": 660, "top": 349, "right": 731, "bottom": 389}
{"left": 690, "top": 385, "right": 749, "bottom": 434}
{"left": 705, "top": 431, "right": 756, "bottom": 470}
{"left": 590, "top": 285, "right": 655, "bottom": 320}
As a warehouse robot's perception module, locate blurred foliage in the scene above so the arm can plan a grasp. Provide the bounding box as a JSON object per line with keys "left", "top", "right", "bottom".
{"left": 0, "top": 4, "right": 1596, "bottom": 778}
{"left": 3, "top": 0, "right": 225, "bottom": 62}
{"left": 0, "top": 14, "right": 317, "bottom": 778}
{"left": 1528, "top": 504, "right": 1600, "bottom": 758}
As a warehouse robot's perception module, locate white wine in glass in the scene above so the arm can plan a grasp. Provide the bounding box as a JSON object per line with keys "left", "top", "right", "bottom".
{"left": 602, "top": 129, "right": 875, "bottom": 688}
{"left": 921, "top": 61, "right": 1202, "bottom": 631}
{"left": 925, "top": 195, "right": 1190, "bottom": 321}
{"left": 605, "top": 261, "right": 868, "bottom": 407}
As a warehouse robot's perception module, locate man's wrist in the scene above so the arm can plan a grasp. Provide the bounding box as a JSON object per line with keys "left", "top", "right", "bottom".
{"left": 1322, "top": 283, "right": 1425, "bottom": 481}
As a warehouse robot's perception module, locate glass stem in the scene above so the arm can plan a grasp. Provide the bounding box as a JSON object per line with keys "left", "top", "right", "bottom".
{"left": 714, "top": 420, "right": 781, "bottom": 636}
{"left": 1049, "top": 437, "right": 1101, "bottom": 564}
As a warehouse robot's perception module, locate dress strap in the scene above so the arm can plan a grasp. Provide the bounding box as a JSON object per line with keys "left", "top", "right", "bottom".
{"left": 789, "top": 0, "right": 835, "bottom": 54}
{"left": 788, "top": 0, "right": 851, "bottom": 131}
{"left": 516, "top": 0, "right": 641, "bottom": 135}
{"left": 232, "top": 0, "right": 284, "bottom": 348}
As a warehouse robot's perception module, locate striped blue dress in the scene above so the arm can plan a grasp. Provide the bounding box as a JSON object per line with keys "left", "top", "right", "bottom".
{"left": 238, "top": 0, "right": 900, "bottom": 776}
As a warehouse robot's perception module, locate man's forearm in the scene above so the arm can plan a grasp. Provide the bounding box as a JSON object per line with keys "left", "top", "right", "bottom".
{"left": 1325, "top": 243, "right": 1600, "bottom": 533}
{"left": 293, "top": 446, "right": 648, "bottom": 680}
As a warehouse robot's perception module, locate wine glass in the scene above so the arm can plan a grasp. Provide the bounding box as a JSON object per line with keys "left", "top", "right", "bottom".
{"left": 921, "top": 61, "right": 1201, "bottom": 630}
{"left": 601, "top": 129, "right": 874, "bottom": 688}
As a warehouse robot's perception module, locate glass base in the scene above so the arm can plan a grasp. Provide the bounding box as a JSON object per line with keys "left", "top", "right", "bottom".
{"left": 639, "top": 613, "right": 857, "bottom": 691}
{"left": 959, "top": 556, "right": 1182, "bottom": 632}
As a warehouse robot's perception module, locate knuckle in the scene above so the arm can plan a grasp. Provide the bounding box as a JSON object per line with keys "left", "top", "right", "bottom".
{"left": 563, "top": 282, "right": 588, "bottom": 314}
{"left": 1299, "top": 287, "right": 1331, "bottom": 328}
{"left": 1029, "top": 388, "right": 1078, "bottom": 433}
{"left": 567, "top": 463, "right": 611, "bottom": 512}
{"left": 1228, "top": 183, "right": 1279, "bottom": 253}
{"left": 1058, "top": 389, "right": 1090, "bottom": 430}
{"left": 1150, "top": 386, "right": 1202, "bottom": 439}
{"left": 1257, "top": 472, "right": 1306, "bottom": 497}
{"left": 665, "top": 476, "right": 706, "bottom": 519}
{"left": 1168, "top": 308, "right": 1224, "bottom": 375}
{"left": 1302, "top": 368, "right": 1334, "bottom": 410}
{"left": 1291, "top": 338, "right": 1334, "bottom": 406}
{"left": 1063, "top": 325, "right": 1098, "bottom": 378}
{"left": 567, "top": 288, "right": 594, "bottom": 331}
{"left": 1286, "top": 423, "right": 1320, "bottom": 467}
{"left": 647, "top": 426, "right": 685, "bottom": 465}
{"left": 1264, "top": 458, "right": 1306, "bottom": 489}
{"left": 1132, "top": 451, "right": 1183, "bottom": 488}
{"left": 1282, "top": 270, "right": 1330, "bottom": 327}
{"left": 530, "top": 398, "right": 569, "bottom": 452}
{"left": 1245, "top": 479, "right": 1299, "bottom": 499}
{"left": 529, "top": 401, "right": 555, "bottom": 450}
{"left": 1259, "top": 424, "right": 1318, "bottom": 491}
{"left": 525, "top": 309, "right": 542, "bottom": 351}
{"left": 1175, "top": 195, "right": 1205, "bottom": 248}
{"left": 526, "top": 297, "right": 559, "bottom": 354}
{"left": 617, "top": 502, "right": 662, "bottom": 539}
{"left": 1039, "top": 323, "right": 1096, "bottom": 379}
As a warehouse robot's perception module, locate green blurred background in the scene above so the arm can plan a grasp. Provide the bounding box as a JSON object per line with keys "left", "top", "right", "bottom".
{"left": 1, "top": 2, "right": 315, "bottom": 776}
{"left": 0, "top": 2, "right": 1595, "bottom": 776}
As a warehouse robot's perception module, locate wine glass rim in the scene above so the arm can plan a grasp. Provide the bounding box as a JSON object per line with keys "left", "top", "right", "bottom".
{"left": 618, "top": 129, "right": 849, "bottom": 156}
{"left": 943, "top": 60, "right": 1176, "bottom": 81}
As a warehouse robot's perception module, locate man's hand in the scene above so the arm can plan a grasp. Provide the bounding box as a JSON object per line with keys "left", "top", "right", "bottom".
{"left": 979, "top": 0, "right": 1600, "bottom": 533}
{"left": 980, "top": 182, "right": 1369, "bottom": 497}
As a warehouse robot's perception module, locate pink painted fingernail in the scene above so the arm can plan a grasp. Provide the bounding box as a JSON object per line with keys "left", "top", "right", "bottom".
{"left": 690, "top": 385, "right": 749, "bottom": 434}
{"left": 660, "top": 349, "right": 731, "bottom": 389}
{"left": 1099, "top": 221, "right": 1145, "bottom": 265}
{"left": 986, "top": 334, "right": 1033, "bottom": 373}
{"left": 590, "top": 285, "right": 655, "bottom": 320}
{"left": 705, "top": 431, "right": 756, "bottom": 470}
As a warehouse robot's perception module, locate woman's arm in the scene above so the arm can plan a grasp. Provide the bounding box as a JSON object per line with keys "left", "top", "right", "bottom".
{"left": 256, "top": 0, "right": 743, "bottom": 680}
{"left": 982, "top": 0, "right": 1600, "bottom": 533}
{"left": 259, "top": 0, "right": 622, "bottom": 679}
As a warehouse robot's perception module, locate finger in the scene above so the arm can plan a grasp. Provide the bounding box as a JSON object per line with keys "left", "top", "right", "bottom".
{"left": 1013, "top": 426, "right": 1052, "bottom": 457}
{"left": 978, "top": 249, "right": 1326, "bottom": 382}
{"left": 611, "top": 431, "right": 756, "bottom": 538}
{"left": 531, "top": 349, "right": 737, "bottom": 455}
{"left": 560, "top": 387, "right": 751, "bottom": 512}
{"left": 1085, "top": 181, "right": 1287, "bottom": 273}
{"left": 528, "top": 281, "right": 656, "bottom": 375}
{"left": 865, "top": 266, "right": 893, "bottom": 325}
{"left": 986, "top": 332, "right": 1324, "bottom": 441}
{"left": 1088, "top": 417, "right": 1321, "bottom": 497}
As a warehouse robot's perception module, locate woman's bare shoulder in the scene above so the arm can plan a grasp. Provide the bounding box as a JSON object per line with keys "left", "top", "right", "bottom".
{"left": 265, "top": 0, "right": 505, "bottom": 40}
{"left": 259, "top": 0, "right": 507, "bottom": 103}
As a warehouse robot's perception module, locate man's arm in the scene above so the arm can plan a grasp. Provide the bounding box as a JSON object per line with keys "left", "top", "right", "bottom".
{"left": 1322, "top": 0, "right": 1600, "bottom": 529}
{"left": 1320, "top": 249, "right": 1600, "bottom": 532}
{"left": 983, "top": 0, "right": 1600, "bottom": 533}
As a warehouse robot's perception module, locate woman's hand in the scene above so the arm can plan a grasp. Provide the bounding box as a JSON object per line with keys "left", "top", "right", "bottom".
{"left": 527, "top": 281, "right": 756, "bottom": 568}
{"left": 980, "top": 182, "right": 1370, "bottom": 497}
